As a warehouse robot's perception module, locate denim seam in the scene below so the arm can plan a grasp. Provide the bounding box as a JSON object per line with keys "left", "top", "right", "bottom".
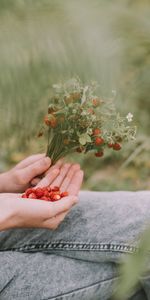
{"left": 42, "top": 276, "right": 118, "bottom": 300}
{"left": 2, "top": 242, "right": 137, "bottom": 253}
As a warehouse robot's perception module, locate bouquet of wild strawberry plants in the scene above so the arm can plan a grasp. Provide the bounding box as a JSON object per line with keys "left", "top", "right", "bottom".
{"left": 38, "top": 78, "right": 136, "bottom": 164}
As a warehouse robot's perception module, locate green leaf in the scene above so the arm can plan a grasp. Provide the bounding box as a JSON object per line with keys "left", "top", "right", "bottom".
{"left": 79, "top": 133, "right": 91, "bottom": 145}
{"left": 86, "top": 134, "right": 92, "bottom": 142}
{"left": 79, "top": 136, "right": 87, "bottom": 145}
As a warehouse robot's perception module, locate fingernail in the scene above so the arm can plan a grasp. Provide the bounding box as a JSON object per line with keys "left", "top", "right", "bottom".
{"left": 44, "top": 157, "right": 51, "bottom": 165}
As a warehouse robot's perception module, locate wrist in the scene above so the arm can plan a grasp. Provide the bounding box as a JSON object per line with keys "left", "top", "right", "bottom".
{"left": 0, "top": 172, "right": 10, "bottom": 193}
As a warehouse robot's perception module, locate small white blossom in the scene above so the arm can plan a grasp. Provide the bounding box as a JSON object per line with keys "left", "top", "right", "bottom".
{"left": 112, "top": 90, "right": 117, "bottom": 97}
{"left": 126, "top": 112, "right": 133, "bottom": 122}
{"left": 81, "top": 111, "right": 87, "bottom": 116}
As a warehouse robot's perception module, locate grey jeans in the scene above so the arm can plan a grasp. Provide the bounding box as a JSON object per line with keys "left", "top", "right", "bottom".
{"left": 0, "top": 191, "right": 150, "bottom": 300}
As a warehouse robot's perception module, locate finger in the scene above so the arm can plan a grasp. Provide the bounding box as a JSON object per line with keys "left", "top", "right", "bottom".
{"left": 30, "top": 177, "right": 41, "bottom": 186}
{"left": 13, "top": 154, "right": 45, "bottom": 170}
{"left": 36, "top": 168, "right": 60, "bottom": 188}
{"left": 15, "top": 196, "right": 78, "bottom": 228}
{"left": 30, "top": 159, "right": 64, "bottom": 187}
{"left": 51, "top": 163, "right": 72, "bottom": 187}
{"left": 50, "top": 196, "right": 78, "bottom": 216}
{"left": 67, "top": 170, "right": 84, "bottom": 196}
{"left": 17, "top": 157, "right": 51, "bottom": 184}
{"left": 43, "top": 210, "right": 70, "bottom": 229}
{"left": 60, "top": 164, "right": 80, "bottom": 192}
{"left": 45, "top": 159, "right": 64, "bottom": 175}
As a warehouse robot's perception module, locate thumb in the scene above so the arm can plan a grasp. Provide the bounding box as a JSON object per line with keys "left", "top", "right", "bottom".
{"left": 18, "top": 157, "right": 51, "bottom": 184}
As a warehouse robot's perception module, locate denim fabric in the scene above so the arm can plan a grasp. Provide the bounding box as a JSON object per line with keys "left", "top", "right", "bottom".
{"left": 0, "top": 191, "right": 150, "bottom": 299}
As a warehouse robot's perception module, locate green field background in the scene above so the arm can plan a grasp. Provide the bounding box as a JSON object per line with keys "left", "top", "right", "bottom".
{"left": 0, "top": 0, "right": 149, "bottom": 191}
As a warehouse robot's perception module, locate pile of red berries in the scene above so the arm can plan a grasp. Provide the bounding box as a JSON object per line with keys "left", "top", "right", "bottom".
{"left": 21, "top": 186, "right": 68, "bottom": 202}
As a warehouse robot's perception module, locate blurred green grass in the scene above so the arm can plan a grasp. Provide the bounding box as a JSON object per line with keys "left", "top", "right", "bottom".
{"left": 0, "top": 0, "right": 149, "bottom": 191}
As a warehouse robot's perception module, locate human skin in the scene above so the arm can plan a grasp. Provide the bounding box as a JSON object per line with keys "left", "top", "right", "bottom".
{"left": 0, "top": 154, "right": 84, "bottom": 231}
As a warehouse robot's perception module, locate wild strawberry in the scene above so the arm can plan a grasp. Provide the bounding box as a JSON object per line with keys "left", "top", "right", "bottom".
{"left": 95, "top": 137, "right": 104, "bottom": 146}
{"left": 108, "top": 143, "right": 113, "bottom": 148}
{"left": 44, "top": 190, "right": 50, "bottom": 197}
{"left": 95, "top": 151, "right": 104, "bottom": 157}
{"left": 52, "top": 186, "right": 60, "bottom": 192}
{"left": 21, "top": 194, "right": 27, "bottom": 198}
{"left": 41, "top": 196, "right": 49, "bottom": 201}
{"left": 25, "top": 188, "right": 34, "bottom": 197}
{"left": 93, "top": 128, "right": 101, "bottom": 135}
{"left": 52, "top": 194, "right": 61, "bottom": 201}
{"left": 44, "top": 115, "right": 51, "bottom": 126}
{"left": 113, "top": 143, "right": 121, "bottom": 151}
{"left": 61, "top": 191, "right": 69, "bottom": 197}
{"left": 34, "top": 188, "right": 44, "bottom": 198}
{"left": 87, "top": 108, "right": 95, "bottom": 114}
{"left": 44, "top": 115, "right": 57, "bottom": 128}
{"left": 92, "top": 98, "right": 100, "bottom": 107}
{"left": 28, "top": 193, "right": 37, "bottom": 199}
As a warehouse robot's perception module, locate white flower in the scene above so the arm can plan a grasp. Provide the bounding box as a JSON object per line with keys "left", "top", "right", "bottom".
{"left": 126, "top": 112, "right": 133, "bottom": 122}
{"left": 112, "top": 89, "right": 117, "bottom": 97}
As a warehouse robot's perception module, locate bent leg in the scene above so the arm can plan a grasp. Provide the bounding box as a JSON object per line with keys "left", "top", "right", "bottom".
{"left": 0, "top": 251, "right": 118, "bottom": 300}
{"left": 0, "top": 191, "right": 150, "bottom": 262}
{"left": 0, "top": 191, "right": 150, "bottom": 299}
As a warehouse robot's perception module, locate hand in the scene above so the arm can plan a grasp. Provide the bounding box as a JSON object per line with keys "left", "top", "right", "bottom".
{"left": 0, "top": 165, "right": 84, "bottom": 231}
{"left": 0, "top": 154, "right": 61, "bottom": 193}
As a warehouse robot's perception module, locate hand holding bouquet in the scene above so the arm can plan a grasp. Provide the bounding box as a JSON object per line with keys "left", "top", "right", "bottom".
{"left": 38, "top": 78, "right": 136, "bottom": 164}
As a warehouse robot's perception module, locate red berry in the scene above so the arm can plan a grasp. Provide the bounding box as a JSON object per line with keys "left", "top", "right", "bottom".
{"left": 43, "top": 190, "right": 49, "bottom": 197}
{"left": 44, "top": 115, "right": 57, "bottom": 128}
{"left": 49, "top": 192, "right": 56, "bottom": 199}
{"left": 34, "top": 188, "right": 44, "bottom": 198}
{"left": 95, "top": 151, "right": 104, "bottom": 157}
{"left": 87, "top": 108, "right": 95, "bottom": 114}
{"left": 108, "top": 143, "right": 113, "bottom": 148}
{"left": 92, "top": 98, "right": 100, "bottom": 107}
{"left": 52, "top": 186, "right": 60, "bottom": 192}
{"left": 25, "top": 188, "right": 34, "bottom": 197}
{"left": 95, "top": 137, "right": 104, "bottom": 146}
{"left": 39, "top": 196, "right": 50, "bottom": 201}
{"left": 41, "top": 196, "right": 49, "bottom": 201}
{"left": 28, "top": 193, "right": 37, "bottom": 199}
{"left": 93, "top": 128, "right": 101, "bottom": 135}
{"left": 52, "top": 194, "right": 61, "bottom": 201}
{"left": 61, "top": 191, "right": 69, "bottom": 197}
{"left": 21, "top": 194, "right": 27, "bottom": 198}
{"left": 113, "top": 143, "right": 121, "bottom": 151}
{"left": 44, "top": 115, "right": 51, "bottom": 126}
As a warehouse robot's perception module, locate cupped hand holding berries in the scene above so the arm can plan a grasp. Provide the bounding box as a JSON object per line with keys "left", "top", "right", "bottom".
{"left": 0, "top": 163, "right": 84, "bottom": 231}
